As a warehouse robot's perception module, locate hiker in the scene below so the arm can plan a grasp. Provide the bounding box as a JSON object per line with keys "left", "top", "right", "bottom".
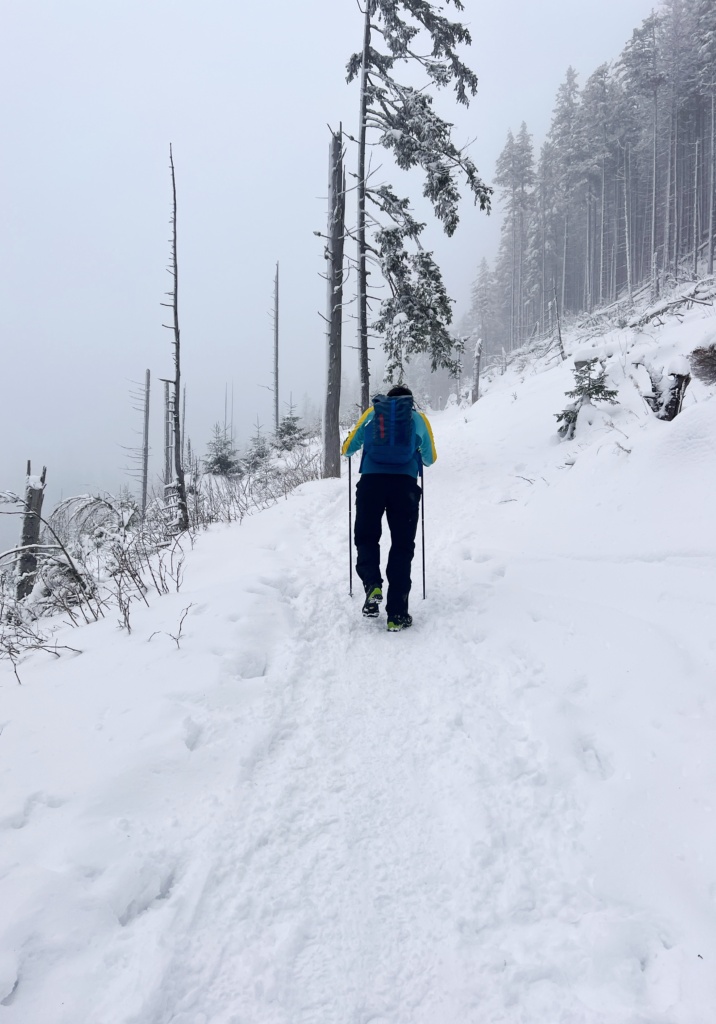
{"left": 341, "top": 384, "right": 437, "bottom": 631}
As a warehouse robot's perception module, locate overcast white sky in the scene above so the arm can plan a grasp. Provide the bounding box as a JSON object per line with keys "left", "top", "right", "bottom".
{"left": 0, "top": 0, "right": 658, "bottom": 536}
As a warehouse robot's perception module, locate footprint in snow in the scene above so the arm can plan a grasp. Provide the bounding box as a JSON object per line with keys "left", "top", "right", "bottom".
{"left": 183, "top": 717, "right": 203, "bottom": 752}
{"left": 578, "top": 736, "right": 614, "bottom": 779}
{"left": 0, "top": 792, "right": 66, "bottom": 830}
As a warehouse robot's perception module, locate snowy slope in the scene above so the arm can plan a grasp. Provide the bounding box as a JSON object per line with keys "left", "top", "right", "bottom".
{"left": 1, "top": 296, "right": 716, "bottom": 1023}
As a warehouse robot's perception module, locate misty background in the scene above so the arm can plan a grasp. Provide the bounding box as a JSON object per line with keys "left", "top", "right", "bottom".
{"left": 1, "top": 0, "right": 656, "bottom": 548}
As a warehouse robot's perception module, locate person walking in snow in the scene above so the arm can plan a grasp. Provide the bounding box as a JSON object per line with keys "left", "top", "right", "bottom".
{"left": 341, "top": 384, "right": 437, "bottom": 631}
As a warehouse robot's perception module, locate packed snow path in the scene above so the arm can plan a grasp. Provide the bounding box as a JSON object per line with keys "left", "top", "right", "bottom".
{"left": 2, "top": 375, "right": 716, "bottom": 1021}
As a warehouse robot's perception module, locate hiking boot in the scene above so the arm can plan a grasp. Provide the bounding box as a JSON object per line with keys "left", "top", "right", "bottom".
{"left": 386, "top": 613, "right": 412, "bottom": 632}
{"left": 362, "top": 583, "right": 383, "bottom": 617}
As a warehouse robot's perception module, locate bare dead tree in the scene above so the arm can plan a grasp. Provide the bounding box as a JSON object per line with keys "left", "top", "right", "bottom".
{"left": 161, "top": 145, "right": 189, "bottom": 533}
{"left": 142, "top": 369, "right": 150, "bottom": 515}
{"left": 162, "top": 380, "right": 173, "bottom": 487}
{"left": 323, "top": 126, "right": 346, "bottom": 478}
{"left": 273, "top": 262, "right": 280, "bottom": 433}
{"left": 471, "top": 338, "right": 482, "bottom": 405}
{"left": 16, "top": 462, "right": 46, "bottom": 600}
{"left": 121, "top": 372, "right": 151, "bottom": 515}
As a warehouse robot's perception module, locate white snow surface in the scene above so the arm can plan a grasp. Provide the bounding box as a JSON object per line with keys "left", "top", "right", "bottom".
{"left": 2, "top": 299, "right": 716, "bottom": 1023}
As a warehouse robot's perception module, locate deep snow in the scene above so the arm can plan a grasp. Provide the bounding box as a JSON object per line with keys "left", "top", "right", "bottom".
{"left": 1, "top": 292, "right": 716, "bottom": 1023}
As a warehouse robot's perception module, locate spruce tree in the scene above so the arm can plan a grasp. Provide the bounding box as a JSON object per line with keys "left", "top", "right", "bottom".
{"left": 273, "top": 403, "right": 308, "bottom": 453}
{"left": 242, "top": 419, "right": 272, "bottom": 475}
{"left": 556, "top": 359, "right": 619, "bottom": 438}
{"left": 618, "top": 14, "right": 666, "bottom": 297}
{"left": 494, "top": 124, "right": 535, "bottom": 348}
{"left": 348, "top": 0, "right": 492, "bottom": 401}
{"left": 204, "top": 424, "right": 240, "bottom": 477}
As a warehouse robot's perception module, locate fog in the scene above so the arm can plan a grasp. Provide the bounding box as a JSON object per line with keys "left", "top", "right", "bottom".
{"left": 0, "top": 0, "right": 657, "bottom": 547}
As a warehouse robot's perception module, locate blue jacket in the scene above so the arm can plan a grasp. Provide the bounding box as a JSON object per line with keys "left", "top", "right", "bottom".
{"left": 341, "top": 406, "right": 437, "bottom": 477}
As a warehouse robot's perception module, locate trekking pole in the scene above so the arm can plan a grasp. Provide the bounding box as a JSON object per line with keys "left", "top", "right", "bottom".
{"left": 348, "top": 456, "right": 353, "bottom": 597}
{"left": 420, "top": 463, "right": 426, "bottom": 599}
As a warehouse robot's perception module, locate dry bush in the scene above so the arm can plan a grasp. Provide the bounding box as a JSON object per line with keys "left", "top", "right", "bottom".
{"left": 690, "top": 344, "right": 716, "bottom": 385}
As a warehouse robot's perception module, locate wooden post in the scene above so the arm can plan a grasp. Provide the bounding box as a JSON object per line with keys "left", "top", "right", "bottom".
{"left": 16, "top": 462, "right": 46, "bottom": 601}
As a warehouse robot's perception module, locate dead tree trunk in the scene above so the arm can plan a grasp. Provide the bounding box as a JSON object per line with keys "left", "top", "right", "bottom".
{"left": 650, "top": 85, "right": 659, "bottom": 301}
{"left": 161, "top": 145, "right": 189, "bottom": 533}
{"left": 471, "top": 338, "right": 482, "bottom": 404}
{"left": 709, "top": 89, "right": 715, "bottom": 277}
{"left": 273, "top": 261, "right": 280, "bottom": 433}
{"left": 141, "top": 369, "right": 150, "bottom": 517}
{"left": 552, "top": 284, "right": 566, "bottom": 361}
{"left": 660, "top": 373, "right": 691, "bottom": 421}
{"left": 357, "top": 0, "right": 372, "bottom": 411}
{"left": 623, "top": 144, "right": 634, "bottom": 304}
{"left": 694, "top": 138, "right": 700, "bottom": 279}
{"left": 163, "top": 380, "right": 173, "bottom": 487}
{"left": 16, "top": 462, "right": 46, "bottom": 601}
{"left": 323, "top": 127, "right": 345, "bottom": 479}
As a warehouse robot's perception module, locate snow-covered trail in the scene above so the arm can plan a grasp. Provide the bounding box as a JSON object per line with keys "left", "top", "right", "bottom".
{"left": 136, "top": 489, "right": 589, "bottom": 1024}
{"left": 2, "top": 385, "right": 716, "bottom": 1023}
{"left": 110, "top": 403, "right": 712, "bottom": 1021}
{"left": 108, "top": 488, "right": 578, "bottom": 1022}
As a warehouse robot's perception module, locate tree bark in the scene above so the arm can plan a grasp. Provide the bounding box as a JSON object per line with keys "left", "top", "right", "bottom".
{"left": 651, "top": 85, "right": 659, "bottom": 300}
{"left": 323, "top": 128, "right": 345, "bottom": 479}
{"left": 163, "top": 381, "right": 173, "bottom": 486}
{"left": 357, "top": 1, "right": 372, "bottom": 411}
{"left": 16, "top": 462, "right": 46, "bottom": 601}
{"left": 624, "top": 143, "right": 634, "bottom": 303}
{"left": 694, "top": 137, "right": 700, "bottom": 278}
{"left": 560, "top": 211, "right": 568, "bottom": 316}
{"left": 167, "top": 145, "right": 189, "bottom": 533}
{"left": 141, "top": 369, "right": 150, "bottom": 517}
{"left": 274, "top": 262, "right": 280, "bottom": 432}
{"left": 553, "top": 284, "right": 566, "bottom": 361}
{"left": 709, "top": 88, "right": 715, "bottom": 276}
{"left": 471, "top": 338, "right": 482, "bottom": 404}
{"left": 599, "top": 157, "right": 605, "bottom": 306}
{"left": 664, "top": 101, "right": 673, "bottom": 282}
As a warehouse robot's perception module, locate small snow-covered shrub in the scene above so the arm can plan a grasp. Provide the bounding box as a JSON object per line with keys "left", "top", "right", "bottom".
{"left": 556, "top": 359, "right": 618, "bottom": 440}
{"left": 690, "top": 344, "right": 716, "bottom": 385}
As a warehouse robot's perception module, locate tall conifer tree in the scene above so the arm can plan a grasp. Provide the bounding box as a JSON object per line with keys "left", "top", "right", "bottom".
{"left": 347, "top": 0, "right": 491, "bottom": 403}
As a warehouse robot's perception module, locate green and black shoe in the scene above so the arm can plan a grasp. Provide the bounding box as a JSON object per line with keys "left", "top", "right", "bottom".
{"left": 362, "top": 584, "right": 383, "bottom": 617}
{"left": 386, "top": 613, "right": 412, "bottom": 632}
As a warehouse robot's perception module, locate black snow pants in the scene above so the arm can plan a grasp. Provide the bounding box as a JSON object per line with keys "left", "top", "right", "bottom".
{"left": 354, "top": 473, "right": 422, "bottom": 618}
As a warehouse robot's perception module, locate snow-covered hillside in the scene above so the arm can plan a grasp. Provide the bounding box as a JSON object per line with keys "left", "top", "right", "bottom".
{"left": 2, "top": 290, "right": 716, "bottom": 1023}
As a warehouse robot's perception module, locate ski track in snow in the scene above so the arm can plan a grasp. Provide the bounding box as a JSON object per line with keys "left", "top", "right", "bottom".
{"left": 2, "top": 336, "right": 716, "bottom": 1021}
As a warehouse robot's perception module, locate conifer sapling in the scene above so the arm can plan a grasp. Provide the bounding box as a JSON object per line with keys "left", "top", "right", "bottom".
{"left": 556, "top": 358, "right": 618, "bottom": 439}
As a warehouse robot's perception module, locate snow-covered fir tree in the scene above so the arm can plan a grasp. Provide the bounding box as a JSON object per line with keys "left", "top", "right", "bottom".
{"left": 242, "top": 419, "right": 272, "bottom": 475}
{"left": 273, "top": 403, "right": 308, "bottom": 453}
{"left": 204, "top": 424, "right": 241, "bottom": 477}
{"left": 556, "top": 358, "right": 619, "bottom": 438}
{"left": 470, "top": 0, "right": 716, "bottom": 353}
{"left": 347, "top": 0, "right": 492, "bottom": 402}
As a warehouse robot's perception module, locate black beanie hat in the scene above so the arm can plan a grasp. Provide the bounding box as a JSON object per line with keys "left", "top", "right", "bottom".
{"left": 387, "top": 384, "right": 413, "bottom": 397}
